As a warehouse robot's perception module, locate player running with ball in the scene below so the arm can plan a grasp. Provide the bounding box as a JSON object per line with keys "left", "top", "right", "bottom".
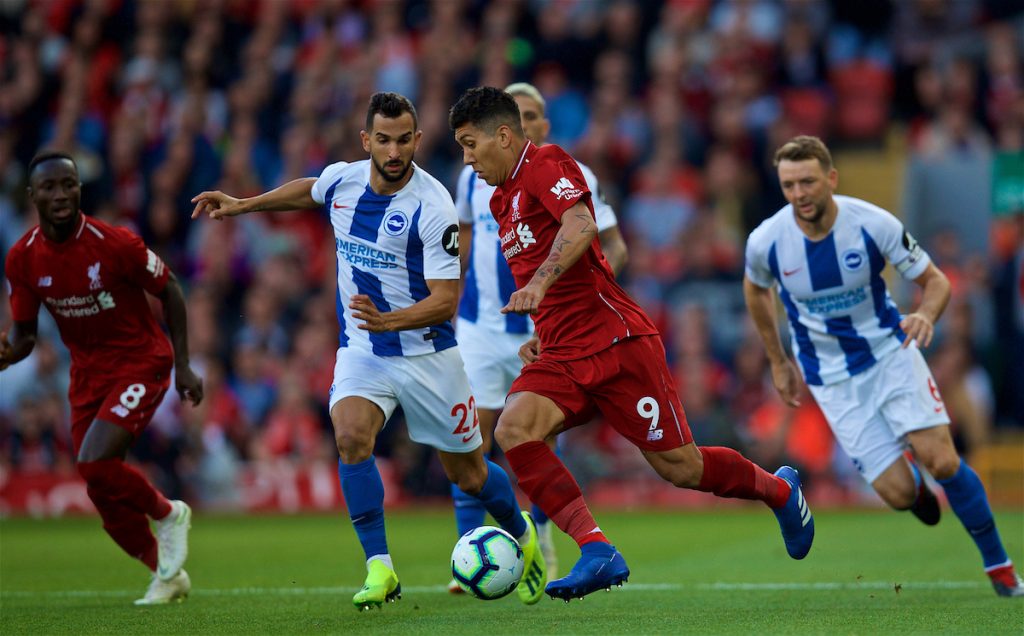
{"left": 450, "top": 87, "right": 815, "bottom": 602}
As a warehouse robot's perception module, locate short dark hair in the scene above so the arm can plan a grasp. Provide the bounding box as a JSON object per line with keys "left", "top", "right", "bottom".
{"left": 365, "top": 92, "right": 418, "bottom": 131}
{"left": 448, "top": 86, "right": 524, "bottom": 136}
{"left": 773, "top": 135, "right": 833, "bottom": 170}
{"left": 28, "top": 150, "right": 77, "bottom": 178}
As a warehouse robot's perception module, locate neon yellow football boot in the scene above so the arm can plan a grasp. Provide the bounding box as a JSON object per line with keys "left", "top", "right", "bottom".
{"left": 352, "top": 559, "right": 401, "bottom": 611}
{"left": 516, "top": 511, "right": 547, "bottom": 605}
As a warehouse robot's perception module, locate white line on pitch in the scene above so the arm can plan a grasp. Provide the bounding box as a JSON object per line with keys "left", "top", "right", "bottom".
{"left": 0, "top": 580, "right": 984, "bottom": 599}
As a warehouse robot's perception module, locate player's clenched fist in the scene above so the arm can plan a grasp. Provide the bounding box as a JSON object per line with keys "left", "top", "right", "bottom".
{"left": 501, "top": 284, "right": 544, "bottom": 315}
{"left": 190, "top": 191, "right": 248, "bottom": 220}
{"left": 518, "top": 336, "right": 541, "bottom": 365}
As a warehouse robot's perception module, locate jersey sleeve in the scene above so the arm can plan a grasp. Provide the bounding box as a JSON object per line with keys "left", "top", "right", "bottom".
{"left": 420, "top": 188, "right": 461, "bottom": 280}
{"left": 4, "top": 247, "right": 40, "bottom": 322}
{"left": 311, "top": 161, "right": 349, "bottom": 205}
{"left": 744, "top": 226, "right": 775, "bottom": 289}
{"left": 525, "top": 147, "right": 592, "bottom": 221}
{"left": 455, "top": 167, "right": 475, "bottom": 224}
{"left": 116, "top": 229, "right": 171, "bottom": 295}
{"left": 865, "top": 207, "right": 931, "bottom": 279}
{"left": 577, "top": 162, "right": 617, "bottom": 232}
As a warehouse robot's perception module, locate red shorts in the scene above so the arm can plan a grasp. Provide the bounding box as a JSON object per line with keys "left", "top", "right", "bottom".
{"left": 509, "top": 335, "right": 692, "bottom": 452}
{"left": 69, "top": 369, "right": 170, "bottom": 454}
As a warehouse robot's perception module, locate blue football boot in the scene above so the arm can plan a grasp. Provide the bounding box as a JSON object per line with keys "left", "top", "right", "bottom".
{"left": 773, "top": 466, "right": 814, "bottom": 560}
{"left": 545, "top": 542, "right": 629, "bottom": 602}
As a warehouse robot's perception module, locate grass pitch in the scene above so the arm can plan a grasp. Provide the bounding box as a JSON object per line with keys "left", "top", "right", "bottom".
{"left": 2, "top": 506, "right": 1022, "bottom": 634}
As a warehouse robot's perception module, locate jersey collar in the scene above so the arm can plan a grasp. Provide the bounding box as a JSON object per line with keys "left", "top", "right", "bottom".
{"left": 509, "top": 141, "right": 534, "bottom": 182}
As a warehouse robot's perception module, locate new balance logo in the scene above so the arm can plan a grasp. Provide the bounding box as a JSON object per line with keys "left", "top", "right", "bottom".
{"left": 549, "top": 177, "right": 582, "bottom": 201}
{"left": 516, "top": 223, "right": 536, "bottom": 247}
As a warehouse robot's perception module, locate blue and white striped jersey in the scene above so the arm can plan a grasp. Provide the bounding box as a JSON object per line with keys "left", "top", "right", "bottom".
{"left": 455, "top": 161, "right": 618, "bottom": 334}
{"left": 745, "top": 195, "right": 930, "bottom": 386}
{"left": 312, "top": 160, "right": 460, "bottom": 356}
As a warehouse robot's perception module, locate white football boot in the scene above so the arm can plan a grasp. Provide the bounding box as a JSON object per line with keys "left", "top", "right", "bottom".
{"left": 134, "top": 569, "right": 191, "bottom": 606}
{"left": 154, "top": 500, "right": 192, "bottom": 581}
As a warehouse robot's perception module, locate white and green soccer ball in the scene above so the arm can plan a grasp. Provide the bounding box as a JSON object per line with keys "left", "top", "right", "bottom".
{"left": 451, "top": 526, "right": 525, "bottom": 600}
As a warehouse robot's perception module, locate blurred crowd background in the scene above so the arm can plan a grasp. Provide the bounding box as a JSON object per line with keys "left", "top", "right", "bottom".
{"left": 1, "top": 0, "right": 1022, "bottom": 511}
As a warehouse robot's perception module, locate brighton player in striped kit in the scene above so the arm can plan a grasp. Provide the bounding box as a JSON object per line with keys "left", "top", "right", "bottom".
{"left": 449, "top": 82, "right": 627, "bottom": 592}
{"left": 744, "top": 135, "right": 1022, "bottom": 597}
{"left": 191, "top": 92, "right": 546, "bottom": 610}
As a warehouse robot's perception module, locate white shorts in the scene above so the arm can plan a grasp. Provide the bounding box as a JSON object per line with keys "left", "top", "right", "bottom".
{"left": 809, "top": 345, "right": 950, "bottom": 483}
{"left": 328, "top": 346, "right": 482, "bottom": 453}
{"left": 456, "top": 319, "right": 531, "bottom": 410}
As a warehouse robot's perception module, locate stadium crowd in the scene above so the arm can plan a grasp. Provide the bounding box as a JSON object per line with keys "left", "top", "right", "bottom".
{"left": 1, "top": 0, "right": 1022, "bottom": 509}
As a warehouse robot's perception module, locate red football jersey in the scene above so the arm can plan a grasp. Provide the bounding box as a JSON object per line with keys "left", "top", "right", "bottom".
{"left": 5, "top": 215, "right": 174, "bottom": 384}
{"left": 490, "top": 143, "right": 658, "bottom": 360}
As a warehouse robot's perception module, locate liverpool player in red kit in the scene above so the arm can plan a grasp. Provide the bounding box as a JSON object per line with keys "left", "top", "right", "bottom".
{"left": 449, "top": 88, "right": 815, "bottom": 601}
{"left": 1, "top": 151, "right": 204, "bottom": 605}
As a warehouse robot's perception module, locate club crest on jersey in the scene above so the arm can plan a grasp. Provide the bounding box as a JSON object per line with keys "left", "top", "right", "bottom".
{"left": 511, "top": 191, "right": 522, "bottom": 222}
{"left": 87, "top": 261, "right": 103, "bottom": 290}
{"left": 383, "top": 210, "right": 409, "bottom": 237}
{"left": 841, "top": 249, "right": 866, "bottom": 272}
{"left": 38, "top": 276, "right": 52, "bottom": 287}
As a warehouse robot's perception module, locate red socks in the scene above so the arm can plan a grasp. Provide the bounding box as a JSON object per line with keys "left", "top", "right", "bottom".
{"left": 697, "top": 446, "right": 790, "bottom": 508}
{"left": 87, "top": 488, "right": 159, "bottom": 570}
{"left": 78, "top": 458, "right": 173, "bottom": 571}
{"left": 505, "top": 441, "right": 609, "bottom": 547}
{"left": 77, "top": 458, "right": 173, "bottom": 519}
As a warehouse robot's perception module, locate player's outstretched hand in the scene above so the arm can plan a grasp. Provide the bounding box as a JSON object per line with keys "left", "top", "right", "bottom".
{"left": 190, "top": 191, "right": 247, "bottom": 220}
{"left": 519, "top": 336, "right": 541, "bottom": 365}
{"left": 176, "top": 366, "right": 204, "bottom": 406}
{"left": 501, "top": 284, "right": 543, "bottom": 315}
{"left": 769, "top": 357, "right": 802, "bottom": 408}
{"left": 350, "top": 295, "right": 390, "bottom": 332}
{"left": 900, "top": 312, "right": 934, "bottom": 349}
{"left": 0, "top": 329, "right": 13, "bottom": 372}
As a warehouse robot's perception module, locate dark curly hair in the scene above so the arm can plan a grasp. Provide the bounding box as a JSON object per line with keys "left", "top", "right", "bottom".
{"left": 366, "top": 92, "right": 418, "bottom": 131}
{"left": 448, "top": 86, "right": 524, "bottom": 136}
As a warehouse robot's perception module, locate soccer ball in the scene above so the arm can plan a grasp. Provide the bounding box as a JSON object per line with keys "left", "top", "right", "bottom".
{"left": 450, "top": 526, "right": 525, "bottom": 600}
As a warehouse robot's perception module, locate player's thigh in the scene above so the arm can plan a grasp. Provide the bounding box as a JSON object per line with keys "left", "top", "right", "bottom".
{"left": 809, "top": 378, "right": 903, "bottom": 484}
{"left": 592, "top": 336, "right": 693, "bottom": 453}
{"left": 328, "top": 348, "right": 399, "bottom": 452}
{"left": 457, "top": 320, "right": 526, "bottom": 410}
{"left": 869, "top": 453, "right": 918, "bottom": 509}
{"left": 397, "top": 347, "right": 483, "bottom": 454}
{"left": 500, "top": 358, "right": 582, "bottom": 446}
{"left": 905, "top": 425, "right": 960, "bottom": 479}
{"left": 80, "top": 375, "right": 169, "bottom": 459}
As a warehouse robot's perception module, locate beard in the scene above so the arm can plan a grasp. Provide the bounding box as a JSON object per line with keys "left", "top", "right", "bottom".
{"left": 374, "top": 156, "right": 413, "bottom": 183}
{"left": 795, "top": 199, "right": 827, "bottom": 224}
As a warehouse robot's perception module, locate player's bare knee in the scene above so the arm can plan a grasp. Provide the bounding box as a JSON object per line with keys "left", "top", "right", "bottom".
{"left": 334, "top": 429, "right": 373, "bottom": 463}
{"left": 494, "top": 416, "right": 531, "bottom": 450}
{"left": 452, "top": 468, "right": 487, "bottom": 496}
{"left": 921, "top": 453, "right": 960, "bottom": 481}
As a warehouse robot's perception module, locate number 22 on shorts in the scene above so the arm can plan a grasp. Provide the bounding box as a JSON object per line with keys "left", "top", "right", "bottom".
{"left": 451, "top": 396, "right": 480, "bottom": 443}
{"left": 638, "top": 396, "right": 664, "bottom": 442}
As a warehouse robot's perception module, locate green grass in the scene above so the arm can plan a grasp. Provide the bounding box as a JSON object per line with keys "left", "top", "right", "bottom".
{"left": 2, "top": 507, "right": 1022, "bottom": 634}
